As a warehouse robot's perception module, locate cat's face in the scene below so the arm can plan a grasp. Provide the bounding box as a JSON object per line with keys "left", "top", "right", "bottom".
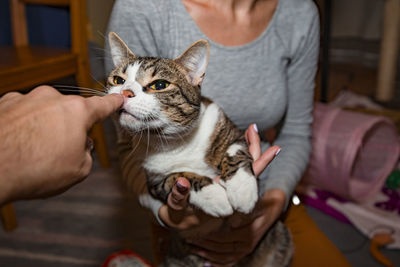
{"left": 107, "top": 32, "right": 209, "bottom": 137}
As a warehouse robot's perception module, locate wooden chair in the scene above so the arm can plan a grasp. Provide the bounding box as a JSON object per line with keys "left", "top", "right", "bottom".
{"left": 0, "top": 0, "right": 111, "bottom": 231}
{"left": 376, "top": 0, "right": 400, "bottom": 102}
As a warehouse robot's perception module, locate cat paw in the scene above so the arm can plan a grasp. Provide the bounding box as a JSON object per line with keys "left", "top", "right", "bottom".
{"left": 189, "top": 183, "right": 233, "bottom": 217}
{"left": 224, "top": 168, "right": 258, "bottom": 214}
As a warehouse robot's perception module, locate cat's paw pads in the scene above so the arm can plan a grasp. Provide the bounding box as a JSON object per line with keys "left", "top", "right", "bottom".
{"left": 189, "top": 183, "right": 233, "bottom": 217}
{"left": 224, "top": 168, "right": 258, "bottom": 214}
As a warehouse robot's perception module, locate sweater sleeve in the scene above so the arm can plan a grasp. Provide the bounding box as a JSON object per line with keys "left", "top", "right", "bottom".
{"left": 258, "top": 4, "right": 320, "bottom": 208}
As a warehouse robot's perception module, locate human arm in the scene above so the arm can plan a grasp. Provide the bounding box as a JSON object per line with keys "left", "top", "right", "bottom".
{"left": 159, "top": 3, "right": 320, "bottom": 265}
{"left": 189, "top": 7, "right": 320, "bottom": 265}
{"left": 0, "top": 86, "right": 123, "bottom": 204}
{"left": 259, "top": 3, "right": 320, "bottom": 207}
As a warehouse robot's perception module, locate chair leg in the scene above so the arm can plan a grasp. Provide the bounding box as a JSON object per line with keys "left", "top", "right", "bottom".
{"left": 376, "top": 0, "right": 400, "bottom": 101}
{"left": 90, "top": 122, "right": 110, "bottom": 168}
{"left": 1, "top": 203, "right": 18, "bottom": 231}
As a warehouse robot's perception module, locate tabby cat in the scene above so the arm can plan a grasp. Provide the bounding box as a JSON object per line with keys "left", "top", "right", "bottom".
{"left": 107, "top": 32, "right": 293, "bottom": 266}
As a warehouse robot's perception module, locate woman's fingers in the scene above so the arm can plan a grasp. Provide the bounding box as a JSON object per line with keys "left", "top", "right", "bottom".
{"left": 245, "top": 124, "right": 281, "bottom": 176}
{"left": 252, "top": 145, "right": 281, "bottom": 177}
{"left": 164, "top": 177, "right": 191, "bottom": 226}
{"left": 190, "top": 246, "right": 242, "bottom": 266}
{"left": 246, "top": 124, "right": 261, "bottom": 161}
{"left": 167, "top": 177, "right": 190, "bottom": 211}
{"left": 189, "top": 238, "right": 241, "bottom": 254}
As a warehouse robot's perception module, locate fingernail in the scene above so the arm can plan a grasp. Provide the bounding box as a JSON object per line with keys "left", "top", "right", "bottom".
{"left": 275, "top": 148, "right": 281, "bottom": 156}
{"left": 253, "top": 123, "right": 258, "bottom": 133}
{"left": 176, "top": 181, "right": 188, "bottom": 194}
{"left": 204, "top": 263, "right": 212, "bottom": 267}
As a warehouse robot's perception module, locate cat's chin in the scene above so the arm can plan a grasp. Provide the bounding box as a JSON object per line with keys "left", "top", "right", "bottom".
{"left": 119, "top": 109, "right": 136, "bottom": 119}
{"left": 119, "top": 111, "right": 138, "bottom": 125}
{"left": 119, "top": 112, "right": 143, "bottom": 131}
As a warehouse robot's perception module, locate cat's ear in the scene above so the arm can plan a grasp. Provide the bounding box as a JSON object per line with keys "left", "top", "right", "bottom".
{"left": 108, "top": 32, "right": 136, "bottom": 66}
{"left": 174, "top": 39, "right": 209, "bottom": 85}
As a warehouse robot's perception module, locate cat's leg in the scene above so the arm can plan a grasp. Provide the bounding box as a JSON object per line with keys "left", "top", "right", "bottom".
{"left": 149, "top": 172, "right": 233, "bottom": 217}
{"left": 219, "top": 143, "right": 258, "bottom": 214}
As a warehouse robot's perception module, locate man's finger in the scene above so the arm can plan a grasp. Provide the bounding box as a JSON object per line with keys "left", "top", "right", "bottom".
{"left": 85, "top": 94, "right": 123, "bottom": 126}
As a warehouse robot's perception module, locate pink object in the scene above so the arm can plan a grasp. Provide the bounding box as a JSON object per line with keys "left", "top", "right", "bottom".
{"left": 303, "top": 103, "right": 400, "bottom": 202}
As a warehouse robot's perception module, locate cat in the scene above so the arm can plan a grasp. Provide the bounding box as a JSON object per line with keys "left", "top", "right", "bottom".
{"left": 107, "top": 32, "right": 293, "bottom": 266}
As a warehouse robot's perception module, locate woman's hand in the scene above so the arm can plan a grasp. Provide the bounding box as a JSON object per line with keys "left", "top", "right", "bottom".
{"left": 186, "top": 125, "right": 285, "bottom": 266}
{"left": 158, "top": 177, "right": 212, "bottom": 230}
{"left": 189, "top": 189, "right": 285, "bottom": 266}
{"left": 158, "top": 124, "right": 282, "bottom": 232}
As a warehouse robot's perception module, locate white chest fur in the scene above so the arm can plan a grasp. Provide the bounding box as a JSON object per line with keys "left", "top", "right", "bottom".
{"left": 143, "top": 103, "right": 220, "bottom": 181}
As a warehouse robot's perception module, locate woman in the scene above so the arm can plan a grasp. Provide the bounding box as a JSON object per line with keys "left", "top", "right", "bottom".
{"left": 105, "top": 0, "right": 351, "bottom": 266}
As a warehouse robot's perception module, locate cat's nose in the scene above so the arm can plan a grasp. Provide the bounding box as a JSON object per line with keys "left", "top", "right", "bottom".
{"left": 121, "top": 89, "right": 135, "bottom": 98}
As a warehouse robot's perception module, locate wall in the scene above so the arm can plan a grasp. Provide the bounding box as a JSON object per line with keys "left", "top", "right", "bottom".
{"left": 86, "top": 0, "right": 115, "bottom": 47}
{"left": 331, "top": 0, "right": 383, "bottom": 40}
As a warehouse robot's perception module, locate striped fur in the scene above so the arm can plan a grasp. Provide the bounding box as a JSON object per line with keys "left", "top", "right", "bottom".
{"left": 107, "top": 32, "right": 293, "bottom": 266}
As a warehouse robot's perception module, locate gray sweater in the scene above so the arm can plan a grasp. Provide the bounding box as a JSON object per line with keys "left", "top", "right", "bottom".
{"left": 105, "top": 0, "right": 319, "bottom": 213}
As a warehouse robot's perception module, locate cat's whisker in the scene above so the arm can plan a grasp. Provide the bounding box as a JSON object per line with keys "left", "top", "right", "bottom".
{"left": 174, "top": 129, "right": 187, "bottom": 144}
{"left": 144, "top": 114, "right": 168, "bottom": 151}
{"left": 160, "top": 128, "right": 171, "bottom": 150}
{"left": 55, "top": 88, "right": 105, "bottom": 96}
{"left": 78, "top": 93, "right": 105, "bottom": 97}
{"left": 97, "top": 30, "right": 107, "bottom": 43}
{"left": 54, "top": 85, "right": 106, "bottom": 96}
{"left": 155, "top": 127, "right": 167, "bottom": 152}
{"left": 146, "top": 126, "right": 150, "bottom": 157}
{"left": 88, "top": 74, "right": 108, "bottom": 92}
{"left": 54, "top": 84, "right": 106, "bottom": 93}
{"left": 128, "top": 130, "right": 144, "bottom": 158}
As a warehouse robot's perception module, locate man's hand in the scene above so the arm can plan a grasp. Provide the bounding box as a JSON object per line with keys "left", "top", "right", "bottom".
{"left": 0, "top": 86, "right": 123, "bottom": 204}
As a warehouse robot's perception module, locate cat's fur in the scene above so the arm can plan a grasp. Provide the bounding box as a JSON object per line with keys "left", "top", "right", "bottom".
{"left": 107, "top": 32, "right": 293, "bottom": 266}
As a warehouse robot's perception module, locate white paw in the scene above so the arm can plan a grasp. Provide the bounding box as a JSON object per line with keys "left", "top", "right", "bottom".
{"left": 224, "top": 168, "right": 258, "bottom": 214}
{"left": 189, "top": 183, "right": 233, "bottom": 217}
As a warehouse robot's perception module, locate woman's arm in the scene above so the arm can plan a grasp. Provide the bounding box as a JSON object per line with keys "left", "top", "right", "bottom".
{"left": 186, "top": 3, "right": 320, "bottom": 265}
{"left": 259, "top": 5, "right": 320, "bottom": 207}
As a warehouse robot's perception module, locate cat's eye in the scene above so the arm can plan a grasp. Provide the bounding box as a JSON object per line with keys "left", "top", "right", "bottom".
{"left": 149, "top": 80, "right": 170, "bottom": 91}
{"left": 113, "top": 76, "right": 125, "bottom": 85}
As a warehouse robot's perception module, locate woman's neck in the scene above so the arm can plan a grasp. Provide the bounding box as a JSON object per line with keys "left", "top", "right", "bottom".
{"left": 198, "top": 0, "right": 259, "bottom": 18}
{"left": 182, "top": 0, "right": 278, "bottom": 46}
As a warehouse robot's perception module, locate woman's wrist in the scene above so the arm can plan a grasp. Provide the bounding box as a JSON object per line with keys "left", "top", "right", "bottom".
{"left": 259, "top": 189, "right": 286, "bottom": 217}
